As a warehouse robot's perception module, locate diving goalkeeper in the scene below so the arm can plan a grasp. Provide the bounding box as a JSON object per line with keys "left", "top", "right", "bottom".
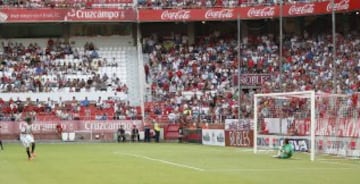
{"left": 273, "top": 138, "right": 294, "bottom": 159}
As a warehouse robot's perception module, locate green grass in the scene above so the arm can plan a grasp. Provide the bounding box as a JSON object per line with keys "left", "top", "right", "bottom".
{"left": 1, "top": 143, "right": 360, "bottom": 184}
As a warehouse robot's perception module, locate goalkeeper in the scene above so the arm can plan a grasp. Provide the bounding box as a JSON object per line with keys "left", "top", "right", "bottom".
{"left": 273, "top": 138, "right": 294, "bottom": 159}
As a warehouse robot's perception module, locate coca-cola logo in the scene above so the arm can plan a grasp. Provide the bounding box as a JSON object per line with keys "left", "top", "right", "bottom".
{"left": 67, "top": 9, "right": 124, "bottom": 20}
{"left": 247, "top": 7, "right": 275, "bottom": 18}
{"left": 205, "top": 9, "right": 234, "bottom": 19}
{"left": 0, "top": 12, "right": 8, "bottom": 22}
{"left": 288, "top": 4, "right": 315, "bottom": 15}
{"left": 160, "top": 10, "right": 190, "bottom": 20}
{"left": 326, "top": 0, "right": 350, "bottom": 12}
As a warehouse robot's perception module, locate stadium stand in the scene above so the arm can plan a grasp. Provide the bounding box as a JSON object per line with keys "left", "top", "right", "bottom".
{"left": 0, "top": 0, "right": 358, "bottom": 127}
{"left": 0, "top": 36, "right": 142, "bottom": 121}
{"left": 142, "top": 30, "right": 360, "bottom": 124}
{"left": 2, "top": 28, "right": 358, "bottom": 124}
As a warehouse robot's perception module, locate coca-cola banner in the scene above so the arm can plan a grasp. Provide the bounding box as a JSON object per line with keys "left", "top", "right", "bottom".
{"left": 0, "top": 8, "right": 136, "bottom": 23}
{"left": 0, "top": 120, "right": 143, "bottom": 135}
{"left": 285, "top": 0, "right": 354, "bottom": 16}
{"left": 0, "top": 0, "right": 358, "bottom": 22}
{"left": 139, "top": 0, "right": 360, "bottom": 22}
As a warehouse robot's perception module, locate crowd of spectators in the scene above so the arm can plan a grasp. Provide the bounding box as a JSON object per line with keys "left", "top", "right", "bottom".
{"left": 142, "top": 30, "right": 360, "bottom": 125}
{"left": 0, "top": 95, "right": 141, "bottom": 121}
{"left": 0, "top": 29, "right": 358, "bottom": 125}
{"left": 0, "top": 38, "right": 132, "bottom": 121}
{"left": 1, "top": 27, "right": 359, "bottom": 125}
{"left": 0, "top": 38, "right": 127, "bottom": 93}
{"left": 0, "top": 0, "right": 332, "bottom": 9}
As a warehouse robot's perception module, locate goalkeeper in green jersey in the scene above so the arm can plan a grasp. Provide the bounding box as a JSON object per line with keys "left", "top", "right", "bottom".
{"left": 273, "top": 138, "right": 294, "bottom": 159}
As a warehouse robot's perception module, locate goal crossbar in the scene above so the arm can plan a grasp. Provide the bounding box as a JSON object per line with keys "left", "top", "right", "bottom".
{"left": 254, "top": 90, "right": 315, "bottom": 98}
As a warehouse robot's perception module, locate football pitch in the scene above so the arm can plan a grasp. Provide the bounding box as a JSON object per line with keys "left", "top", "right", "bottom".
{"left": 1, "top": 143, "right": 360, "bottom": 184}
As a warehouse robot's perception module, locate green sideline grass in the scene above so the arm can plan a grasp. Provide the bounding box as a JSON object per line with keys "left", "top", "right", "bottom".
{"left": 0, "top": 143, "right": 360, "bottom": 184}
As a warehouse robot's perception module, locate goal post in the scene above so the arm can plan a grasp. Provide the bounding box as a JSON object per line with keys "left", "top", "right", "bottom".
{"left": 253, "top": 91, "right": 316, "bottom": 161}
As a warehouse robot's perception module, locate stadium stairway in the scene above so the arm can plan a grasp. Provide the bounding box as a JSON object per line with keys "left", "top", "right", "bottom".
{"left": 125, "top": 48, "right": 141, "bottom": 106}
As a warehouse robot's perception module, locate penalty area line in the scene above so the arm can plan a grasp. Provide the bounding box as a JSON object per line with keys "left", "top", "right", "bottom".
{"left": 115, "top": 152, "right": 205, "bottom": 171}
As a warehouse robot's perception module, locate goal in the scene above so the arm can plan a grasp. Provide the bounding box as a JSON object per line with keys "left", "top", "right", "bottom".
{"left": 254, "top": 91, "right": 360, "bottom": 161}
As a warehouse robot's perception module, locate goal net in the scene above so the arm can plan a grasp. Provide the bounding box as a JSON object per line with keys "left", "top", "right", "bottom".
{"left": 254, "top": 91, "right": 360, "bottom": 161}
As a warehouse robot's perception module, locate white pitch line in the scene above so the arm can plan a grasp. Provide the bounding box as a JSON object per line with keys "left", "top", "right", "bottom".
{"left": 118, "top": 153, "right": 205, "bottom": 171}
{"left": 206, "top": 167, "right": 354, "bottom": 172}
{"left": 317, "top": 160, "right": 360, "bottom": 167}
{"left": 235, "top": 148, "right": 254, "bottom": 152}
{"left": 318, "top": 157, "right": 360, "bottom": 161}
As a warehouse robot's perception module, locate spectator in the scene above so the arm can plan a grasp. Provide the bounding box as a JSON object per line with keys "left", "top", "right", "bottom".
{"left": 117, "top": 125, "right": 126, "bottom": 142}
{"left": 153, "top": 119, "right": 160, "bottom": 143}
{"left": 80, "top": 97, "right": 90, "bottom": 107}
{"left": 131, "top": 125, "right": 140, "bottom": 142}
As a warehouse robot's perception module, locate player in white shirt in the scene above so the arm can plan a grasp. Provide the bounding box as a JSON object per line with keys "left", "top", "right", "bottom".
{"left": 20, "top": 117, "right": 36, "bottom": 160}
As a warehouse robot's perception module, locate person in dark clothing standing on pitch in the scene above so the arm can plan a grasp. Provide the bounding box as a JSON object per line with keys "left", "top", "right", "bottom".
{"left": 117, "top": 125, "right": 126, "bottom": 142}
{"left": 178, "top": 124, "right": 184, "bottom": 143}
{"left": 131, "top": 125, "right": 140, "bottom": 142}
{"left": 144, "top": 122, "right": 151, "bottom": 142}
{"left": 0, "top": 125, "right": 4, "bottom": 150}
{"left": 0, "top": 139, "right": 3, "bottom": 150}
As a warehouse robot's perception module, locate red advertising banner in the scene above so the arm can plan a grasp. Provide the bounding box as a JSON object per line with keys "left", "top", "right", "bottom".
{"left": 164, "top": 124, "right": 179, "bottom": 140}
{"left": 316, "top": 118, "right": 360, "bottom": 137}
{"left": 260, "top": 117, "right": 360, "bottom": 137}
{"left": 65, "top": 8, "right": 136, "bottom": 22}
{"left": 224, "top": 119, "right": 254, "bottom": 147}
{"left": 0, "top": 120, "right": 143, "bottom": 135}
{"left": 0, "top": 0, "right": 358, "bottom": 22}
{"left": 225, "top": 130, "right": 254, "bottom": 147}
{"left": 139, "top": 0, "right": 360, "bottom": 22}
{"left": 0, "top": 9, "right": 67, "bottom": 22}
{"left": 0, "top": 8, "right": 136, "bottom": 23}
